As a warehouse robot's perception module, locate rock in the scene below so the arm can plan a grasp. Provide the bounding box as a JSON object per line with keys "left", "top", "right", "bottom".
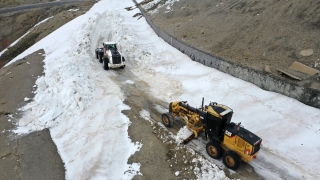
{"left": 300, "top": 49, "right": 314, "bottom": 57}
{"left": 289, "top": 61, "right": 319, "bottom": 75}
{"left": 276, "top": 68, "right": 302, "bottom": 80}
{"left": 264, "top": 65, "right": 272, "bottom": 73}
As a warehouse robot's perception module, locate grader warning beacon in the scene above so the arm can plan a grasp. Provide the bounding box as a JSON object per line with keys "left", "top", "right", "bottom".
{"left": 162, "top": 98, "right": 262, "bottom": 170}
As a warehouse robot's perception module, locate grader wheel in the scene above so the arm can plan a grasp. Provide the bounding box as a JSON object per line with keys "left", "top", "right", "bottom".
{"left": 222, "top": 151, "right": 241, "bottom": 170}
{"left": 206, "top": 142, "right": 222, "bottom": 159}
{"left": 162, "top": 112, "right": 173, "bottom": 127}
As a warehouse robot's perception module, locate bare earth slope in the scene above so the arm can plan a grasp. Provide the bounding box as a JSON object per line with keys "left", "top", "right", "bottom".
{"left": 147, "top": 0, "right": 320, "bottom": 71}
{"left": 144, "top": 0, "right": 320, "bottom": 87}
{"left": 0, "top": 0, "right": 94, "bottom": 67}
{"left": 0, "top": 0, "right": 54, "bottom": 9}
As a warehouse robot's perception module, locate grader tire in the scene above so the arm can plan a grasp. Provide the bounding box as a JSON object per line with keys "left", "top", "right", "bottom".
{"left": 222, "top": 151, "right": 241, "bottom": 170}
{"left": 162, "top": 112, "right": 173, "bottom": 127}
{"left": 206, "top": 142, "right": 222, "bottom": 159}
{"left": 98, "top": 53, "right": 103, "bottom": 63}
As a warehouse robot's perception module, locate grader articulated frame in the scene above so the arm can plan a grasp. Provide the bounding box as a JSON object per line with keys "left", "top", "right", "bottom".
{"left": 161, "top": 99, "right": 262, "bottom": 170}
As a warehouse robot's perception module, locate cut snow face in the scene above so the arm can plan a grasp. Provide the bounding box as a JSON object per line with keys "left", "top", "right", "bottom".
{"left": 8, "top": 0, "right": 320, "bottom": 179}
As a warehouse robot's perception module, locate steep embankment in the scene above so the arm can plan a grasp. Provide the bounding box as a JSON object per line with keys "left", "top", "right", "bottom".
{"left": 146, "top": 0, "right": 320, "bottom": 72}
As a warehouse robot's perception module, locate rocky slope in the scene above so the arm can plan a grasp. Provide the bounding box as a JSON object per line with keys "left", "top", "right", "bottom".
{"left": 0, "top": 0, "right": 95, "bottom": 67}
{"left": 145, "top": 0, "right": 320, "bottom": 73}
{"left": 0, "top": 0, "right": 54, "bottom": 9}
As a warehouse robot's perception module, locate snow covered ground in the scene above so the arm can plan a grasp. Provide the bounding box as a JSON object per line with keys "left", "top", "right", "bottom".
{"left": 5, "top": 0, "right": 320, "bottom": 179}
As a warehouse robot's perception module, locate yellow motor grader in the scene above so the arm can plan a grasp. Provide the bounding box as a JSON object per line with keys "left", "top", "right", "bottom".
{"left": 162, "top": 99, "right": 262, "bottom": 170}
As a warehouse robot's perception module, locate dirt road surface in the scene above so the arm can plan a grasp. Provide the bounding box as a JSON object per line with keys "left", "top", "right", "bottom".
{"left": 0, "top": 50, "right": 65, "bottom": 180}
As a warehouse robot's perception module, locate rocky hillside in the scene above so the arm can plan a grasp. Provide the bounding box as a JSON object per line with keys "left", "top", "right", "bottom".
{"left": 144, "top": 0, "right": 320, "bottom": 76}
{"left": 0, "top": 0, "right": 54, "bottom": 8}
{"left": 0, "top": 0, "right": 94, "bottom": 67}
{"left": 1, "top": 0, "right": 319, "bottom": 87}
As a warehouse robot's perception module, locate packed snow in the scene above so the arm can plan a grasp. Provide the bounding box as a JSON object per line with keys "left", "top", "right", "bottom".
{"left": 3, "top": 0, "right": 320, "bottom": 179}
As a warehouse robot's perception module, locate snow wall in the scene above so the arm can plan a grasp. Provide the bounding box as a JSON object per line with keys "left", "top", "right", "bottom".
{"left": 133, "top": 0, "right": 320, "bottom": 109}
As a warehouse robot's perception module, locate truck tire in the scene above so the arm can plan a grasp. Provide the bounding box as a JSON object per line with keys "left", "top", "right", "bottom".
{"left": 162, "top": 112, "right": 173, "bottom": 127}
{"left": 169, "top": 102, "right": 173, "bottom": 113}
{"left": 95, "top": 51, "right": 98, "bottom": 59}
{"left": 120, "top": 65, "right": 125, "bottom": 69}
{"left": 103, "top": 58, "right": 109, "bottom": 70}
{"left": 99, "top": 53, "right": 103, "bottom": 63}
{"left": 206, "top": 142, "right": 222, "bottom": 159}
{"left": 222, "top": 151, "right": 241, "bottom": 170}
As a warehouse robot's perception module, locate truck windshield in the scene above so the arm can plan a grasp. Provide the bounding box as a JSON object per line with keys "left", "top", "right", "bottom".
{"left": 108, "top": 44, "right": 116, "bottom": 49}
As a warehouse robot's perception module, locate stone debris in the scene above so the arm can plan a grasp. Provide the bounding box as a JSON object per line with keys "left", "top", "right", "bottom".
{"left": 276, "top": 68, "right": 302, "bottom": 80}
{"left": 300, "top": 49, "right": 314, "bottom": 57}
{"left": 289, "top": 61, "right": 319, "bottom": 75}
{"left": 264, "top": 65, "right": 272, "bottom": 73}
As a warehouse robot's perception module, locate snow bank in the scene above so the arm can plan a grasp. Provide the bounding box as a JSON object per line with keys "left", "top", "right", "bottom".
{"left": 12, "top": 0, "right": 142, "bottom": 179}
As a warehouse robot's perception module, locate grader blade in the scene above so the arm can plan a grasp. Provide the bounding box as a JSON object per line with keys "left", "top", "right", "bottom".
{"left": 183, "top": 134, "right": 195, "bottom": 144}
{"left": 176, "top": 126, "right": 195, "bottom": 144}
